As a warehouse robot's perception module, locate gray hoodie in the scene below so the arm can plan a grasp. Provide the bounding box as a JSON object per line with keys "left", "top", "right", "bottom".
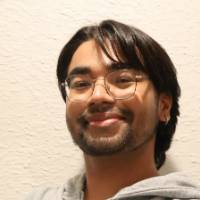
{"left": 25, "top": 172, "right": 200, "bottom": 200}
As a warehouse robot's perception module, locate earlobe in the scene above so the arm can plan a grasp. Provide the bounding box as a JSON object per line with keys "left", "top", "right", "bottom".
{"left": 158, "top": 94, "right": 172, "bottom": 124}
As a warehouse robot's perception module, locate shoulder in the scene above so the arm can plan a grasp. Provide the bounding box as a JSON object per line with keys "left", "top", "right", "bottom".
{"left": 25, "top": 184, "right": 64, "bottom": 200}
{"left": 25, "top": 173, "right": 85, "bottom": 200}
{"left": 112, "top": 172, "right": 200, "bottom": 199}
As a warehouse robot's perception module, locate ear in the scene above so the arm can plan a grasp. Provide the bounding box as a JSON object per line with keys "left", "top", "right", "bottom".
{"left": 158, "top": 93, "right": 172, "bottom": 123}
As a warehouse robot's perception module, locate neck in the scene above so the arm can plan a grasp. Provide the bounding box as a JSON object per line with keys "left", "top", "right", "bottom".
{"left": 83, "top": 140, "right": 158, "bottom": 200}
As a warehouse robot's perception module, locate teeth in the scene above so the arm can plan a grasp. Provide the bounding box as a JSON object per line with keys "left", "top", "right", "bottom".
{"left": 89, "top": 118, "right": 120, "bottom": 127}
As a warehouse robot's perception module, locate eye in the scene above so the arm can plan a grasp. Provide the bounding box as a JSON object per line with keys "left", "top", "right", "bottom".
{"left": 70, "top": 80, "right": 92, "bottom": 90}
{"left": 107, "top": 70, "right": 136, "bottom": 89}
{"left": 116, "top": 76, "right": 133, "bottom": 83}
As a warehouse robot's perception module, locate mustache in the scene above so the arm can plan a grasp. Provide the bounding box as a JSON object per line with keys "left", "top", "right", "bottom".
{"left": 77, "top": 104, "right": 134, "bottom": 128}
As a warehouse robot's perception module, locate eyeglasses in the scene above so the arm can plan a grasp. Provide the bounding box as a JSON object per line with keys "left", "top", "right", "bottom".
{"left": 61, "top": 69, "right": 146, "bottom": 102}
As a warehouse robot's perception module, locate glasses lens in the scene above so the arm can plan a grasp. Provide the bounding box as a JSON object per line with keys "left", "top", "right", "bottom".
{"left": 106, "top": 70, "right": 136, "bottom": 99}
{"left": 65, "top": 75, "right": 93, "bottom": 101}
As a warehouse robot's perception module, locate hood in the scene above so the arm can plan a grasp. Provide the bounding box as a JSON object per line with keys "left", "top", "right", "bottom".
{"left": 110, "top": 172, "right": 200, "bottom": 199}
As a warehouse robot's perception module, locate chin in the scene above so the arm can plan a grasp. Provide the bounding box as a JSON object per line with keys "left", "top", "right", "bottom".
{"left": 72, "top": 125, "right": 134, "bottom": 156}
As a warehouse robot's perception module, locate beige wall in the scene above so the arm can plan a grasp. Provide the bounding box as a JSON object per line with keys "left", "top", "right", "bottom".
{"left": 1, "top": 0, "right": 200, "bottom": 199}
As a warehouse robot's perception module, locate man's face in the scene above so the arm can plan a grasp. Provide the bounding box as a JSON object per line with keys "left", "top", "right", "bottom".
{"left": 65, "top": 40, "right": 164, "bottom": 156}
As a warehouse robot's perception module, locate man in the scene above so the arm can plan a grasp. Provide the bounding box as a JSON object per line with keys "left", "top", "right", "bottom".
{"left": 27, "top": 20, "right": 200, "bottom": 200}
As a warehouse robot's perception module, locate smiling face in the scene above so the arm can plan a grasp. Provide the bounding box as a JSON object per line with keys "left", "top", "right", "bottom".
{"left": 65, "top": 40, "right": 168, "bottom": 156}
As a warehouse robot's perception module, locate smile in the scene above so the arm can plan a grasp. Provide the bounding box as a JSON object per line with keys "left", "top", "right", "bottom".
{"left": 86, "top": 113, "right": 124, "bottom": 127}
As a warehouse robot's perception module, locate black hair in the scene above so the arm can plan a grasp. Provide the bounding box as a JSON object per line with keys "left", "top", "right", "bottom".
{"left": 57, "top": 19, "right": 181, "bottom": 169}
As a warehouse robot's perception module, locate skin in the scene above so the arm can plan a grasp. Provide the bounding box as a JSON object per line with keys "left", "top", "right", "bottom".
{"left": 65, "top": 40, "right": 172, "bottom": 200}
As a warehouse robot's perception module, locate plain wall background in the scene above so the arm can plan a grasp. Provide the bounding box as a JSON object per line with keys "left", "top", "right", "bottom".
{"left": 1, "top": 1, "right": 200, "bottom": 199}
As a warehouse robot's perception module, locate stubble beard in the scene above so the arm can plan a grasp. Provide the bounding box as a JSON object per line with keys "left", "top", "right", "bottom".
{"left": 74, "top": 124, "right": 134, "bottom": 156}
{"left": 66, "top": 109, "right": 157, "bottom": 156}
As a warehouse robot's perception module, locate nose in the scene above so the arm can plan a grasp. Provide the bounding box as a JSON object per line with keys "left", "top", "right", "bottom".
{"left": 88, "top": 78, "right": 115, "bottom": 105}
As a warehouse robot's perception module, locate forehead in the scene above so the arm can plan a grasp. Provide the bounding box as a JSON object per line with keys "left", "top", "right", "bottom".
{"left": 67, "top": 40, "right": 117, "bottom": 75}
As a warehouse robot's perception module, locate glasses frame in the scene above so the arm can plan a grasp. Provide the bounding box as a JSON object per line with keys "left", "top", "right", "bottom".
{"left": 61, "top": 69, "right": 146, "bottom": 102}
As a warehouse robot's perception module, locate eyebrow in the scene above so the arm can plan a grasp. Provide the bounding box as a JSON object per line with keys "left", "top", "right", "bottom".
{"left": 67, "top": 62, "right": 133, "bottom": 77}
{"left": 107, "top": 62, "right": 132, "bottom": 71}
{"left": 68, "top": 66, "right": 91, "bottom": 77}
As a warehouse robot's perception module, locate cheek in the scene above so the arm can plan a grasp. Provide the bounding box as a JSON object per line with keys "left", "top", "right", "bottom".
{"left": 66, "top": 101, "right": 87, "bottom": 134}
{"left": 66, "top": 101, "right": 87, "bottom": 119}
{"left": 136, "top": 99, "right": 159, "bottom": 131}
{"left": 123, "top": 92, "right": 159, "bottom": 127}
